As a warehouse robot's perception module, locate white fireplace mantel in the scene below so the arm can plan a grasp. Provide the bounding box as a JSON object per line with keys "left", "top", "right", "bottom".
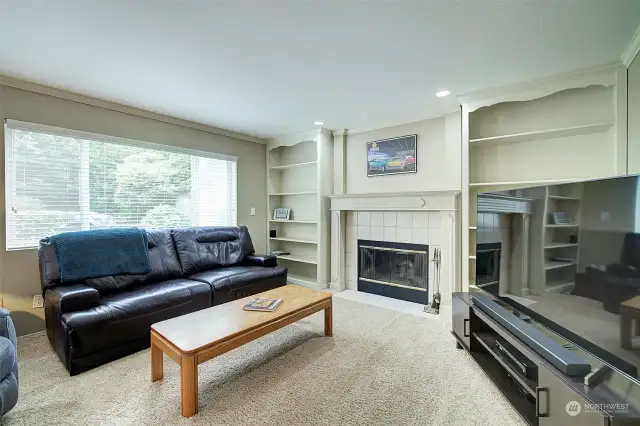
{"left": 328, "top": 191, "right": 461, "bottom": 303}
{"left": 328, "top": 191, "right": 459, "bottom": 212}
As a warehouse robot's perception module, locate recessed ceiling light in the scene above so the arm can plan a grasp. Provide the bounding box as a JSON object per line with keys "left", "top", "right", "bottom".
{"left": 314, "top": 121, "right": 324, "bottom": 126}
{"left": 436, "top": 90, "right": 450, "bottom": 98}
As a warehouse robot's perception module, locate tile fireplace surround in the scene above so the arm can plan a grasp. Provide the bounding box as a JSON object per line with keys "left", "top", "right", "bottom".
{"left": 328, "top": 191, "right": 460, "bottom": 304}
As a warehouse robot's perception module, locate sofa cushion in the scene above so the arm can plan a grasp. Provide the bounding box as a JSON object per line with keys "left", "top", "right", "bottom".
{"left": 61, "top": 279, "right": 211, "bottom": 357}
{"left": 83, "top": 229, "right": 182, "bottom": 293}
{"left": 188, "top": 266, "right": 288, "bottom": 306}
{"left": 172, "top": 226, "right": 256, "bottom": 275}
{"left": 187, "top": 266, "right": 286, "bottom": 289}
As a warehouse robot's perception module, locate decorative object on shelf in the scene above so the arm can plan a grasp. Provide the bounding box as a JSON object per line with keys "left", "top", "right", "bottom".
{"left": 270, "top": 250, "right": 290, "bottom": 256}
{"left": 551, "top": 212, "right": 572, "bottom": 225}
{"left": 270, "top": 230, "right": 277, "bottom": 238}
{"left": 569, "top": 234, "right": 578, "bottom": 244}
{"left": 273, "top": 208, "right": 291, "bottom": 220}
{"left": 366, "top": 134, "right": 417, "bottom": 177}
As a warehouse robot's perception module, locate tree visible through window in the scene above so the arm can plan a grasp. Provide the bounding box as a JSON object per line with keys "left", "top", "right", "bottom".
{"left": 5, "top": 123, "right": 237, "bottom": 250}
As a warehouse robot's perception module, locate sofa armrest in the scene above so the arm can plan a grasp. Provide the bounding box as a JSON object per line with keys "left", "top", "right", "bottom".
{"left": 244, "top": 254, "right": 278, "bottom": 268}
{"left": 0, "top": 309, "right": 16, "bottom": 349}
{"left": 45, "top": 284, "right": 100, "bottom": 315}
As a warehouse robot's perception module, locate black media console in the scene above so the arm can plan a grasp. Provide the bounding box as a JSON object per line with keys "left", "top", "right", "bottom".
{"left": 452, "top": 292, "right": 640, "bottom": 426}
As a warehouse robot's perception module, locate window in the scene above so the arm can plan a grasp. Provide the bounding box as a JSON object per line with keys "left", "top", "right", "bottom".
{"left": 5, "top": 120, "right": 237, "bottom": 250}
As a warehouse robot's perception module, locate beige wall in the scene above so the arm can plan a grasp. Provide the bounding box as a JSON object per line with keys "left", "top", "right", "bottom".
{"left": 578, "top": 176, "right": 638, "bottom": 271}
{"left": 0, "top": 85, "right": 267, "bottom": 336}
{"left": 580, "top": 176, "right": 637, "bottom": 232}
{"left": 345, "top": 113, "right": 461, "bottom": 194}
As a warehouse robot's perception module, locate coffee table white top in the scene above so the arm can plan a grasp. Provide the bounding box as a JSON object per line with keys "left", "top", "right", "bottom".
{"left": 151, "top": 285, "right": 331, "bottom": 353}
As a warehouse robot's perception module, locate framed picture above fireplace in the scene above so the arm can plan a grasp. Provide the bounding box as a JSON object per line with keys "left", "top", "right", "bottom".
{"left": 366, "top": 134, "right": 417, "bottom": 177}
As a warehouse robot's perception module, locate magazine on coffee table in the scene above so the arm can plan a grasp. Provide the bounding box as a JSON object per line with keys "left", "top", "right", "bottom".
{"left": 243, "top": 297, "right": 283, "bottom": 312}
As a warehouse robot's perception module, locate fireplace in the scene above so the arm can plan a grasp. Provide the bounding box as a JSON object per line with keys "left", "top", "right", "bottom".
{"left": 476, "top": 242, "right": 501, "bottom": 296}
{"left": 357, "top": 239, "right": 429, "bottom": 304}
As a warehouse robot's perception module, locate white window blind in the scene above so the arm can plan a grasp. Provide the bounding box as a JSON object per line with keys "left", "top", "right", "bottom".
{"left": 5, "top": 120, "right": 237, "bottom": 250}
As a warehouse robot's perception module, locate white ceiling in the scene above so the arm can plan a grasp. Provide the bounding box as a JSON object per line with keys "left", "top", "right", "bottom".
{"left": 1, "top": 1, "right": 639, "bottom": 140}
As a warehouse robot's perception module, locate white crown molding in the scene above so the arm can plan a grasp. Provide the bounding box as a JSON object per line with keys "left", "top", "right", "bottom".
{"left": 0, "top": 74, "right": 267, "bottom": 145}
{"left": 339, "top": 111, "right": 459, "bottom": 137}
{"left": 622, "top": 23, "right": 640, "bottom": 67}
{"left": 458, "top": 61, "right": 624, "bottom": 111}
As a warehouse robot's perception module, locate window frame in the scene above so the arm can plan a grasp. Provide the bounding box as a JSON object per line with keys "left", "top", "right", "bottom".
{"left": 4, "top": 119, "right": 238, "bottom": 251}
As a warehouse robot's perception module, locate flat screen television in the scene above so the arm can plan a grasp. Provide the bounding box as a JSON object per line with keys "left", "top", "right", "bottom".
{"left": 476, "top": 174, "right": 640, "bottom": 390}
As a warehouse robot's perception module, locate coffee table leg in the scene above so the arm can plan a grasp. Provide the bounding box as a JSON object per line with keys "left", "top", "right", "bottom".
{"left": 621, "top": 312, "right": 632, "bottom": 350}
{"left": 325, "top": 302, "right": 333, "bottom": 337}
{"left": 151, "top": 334, "right": 163, "bottom": 382}
{"left": 181, "top": 354, "right": 198, "bottom": 417}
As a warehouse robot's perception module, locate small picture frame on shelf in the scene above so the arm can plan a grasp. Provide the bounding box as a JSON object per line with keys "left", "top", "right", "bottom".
{"left": 551, "top": 212, "right": 572, "bottom": 225}
{"left": 273, "top": 208, "right": 291, "bottom": 220}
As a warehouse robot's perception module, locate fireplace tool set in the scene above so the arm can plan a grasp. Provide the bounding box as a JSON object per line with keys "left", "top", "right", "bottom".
{"left": 424, "top": 248, "right": 441, "bottom": 315}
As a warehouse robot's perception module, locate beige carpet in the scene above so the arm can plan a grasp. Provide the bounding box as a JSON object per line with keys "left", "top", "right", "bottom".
{"left": 7, "top": 297, "right": 524, "bottom": 426}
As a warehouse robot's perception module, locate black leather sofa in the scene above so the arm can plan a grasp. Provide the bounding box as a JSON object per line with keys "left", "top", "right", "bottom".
{"left": 38, "top": 226, "right": 287, "bottom": 375}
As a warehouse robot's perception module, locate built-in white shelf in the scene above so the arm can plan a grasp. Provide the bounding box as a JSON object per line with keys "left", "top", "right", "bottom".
{"left": 287, "top": 273, "right": 318, "bottom": 287}
{"left": 268, "top": 191, "right": 317, "bottom": 196}
{"left": 477, "top": 281, "right": 498, "bottom": 289}
{"left": 546, "top": 280, "right": 575, "bottom": 293}
{"left": 276, "top": 254, "right": 318, "bottom": 265}
{"left": 544, "top": 260, "right": 577, "bottom": 271}
{"left": 544, "top": 243, "right": 578, "bottom": 249}
{"left": 269, "top": 161, "right": 318, "bottom": 170}
{"left": 469, "top": 122, "right": 615, "bottom": 147}
{"left": 269, "top": 237, "right": 317, "bottom": 245}
{"left": 548, "top": 195, "right": 580, "bottom": 201}
{"left": 267, "top": 129, "right": 331, "bottom": 290}
{"left": 545, "top": 224, "right": 580, "bottom": 228}
{"left": 269, "top": 219, "right": 317, "bottom": 224}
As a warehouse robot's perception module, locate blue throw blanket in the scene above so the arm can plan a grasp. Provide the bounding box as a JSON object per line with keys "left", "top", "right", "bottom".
{"left": 50, "top": 228, "right": 151, "bottom": 283}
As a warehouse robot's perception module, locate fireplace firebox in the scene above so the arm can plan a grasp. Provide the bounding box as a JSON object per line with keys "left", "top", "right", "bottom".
{"left": 357, "top": 239, "right": 429, "bottom": 304}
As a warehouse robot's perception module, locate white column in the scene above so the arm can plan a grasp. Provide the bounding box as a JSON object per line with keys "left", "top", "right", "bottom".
{"left": 439, "top": 211, "right": 456, "bottom": 303}
{"left": 329, "top": 209, "right": 346, "bottom": 291}
{"left": 332, "top": 130, "right": 347, "bottom": 194}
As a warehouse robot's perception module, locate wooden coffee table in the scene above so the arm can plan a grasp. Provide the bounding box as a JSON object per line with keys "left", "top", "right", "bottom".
{"left": 620, "top": 295, "right": 640, "bottom": 350}
{"left": 150, "top": 285, "right": 332, "bottom": 417}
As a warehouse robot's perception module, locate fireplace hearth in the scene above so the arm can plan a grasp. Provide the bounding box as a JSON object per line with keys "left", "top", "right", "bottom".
{"left": 357, "top": 239, "right": 429, "bottom": 304}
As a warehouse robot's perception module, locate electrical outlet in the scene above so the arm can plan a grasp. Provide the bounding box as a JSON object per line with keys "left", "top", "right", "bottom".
{"left": 250, "top": 207, "right": 256, "bottom": 216}
{"left": 32, "top": 295, "right": 44, "bottom": 309}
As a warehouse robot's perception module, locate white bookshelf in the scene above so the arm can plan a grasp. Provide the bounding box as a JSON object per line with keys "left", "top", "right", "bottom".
{"left": 460, "top": 64, "right": 627, "bottom": 294}
{"left": 269, "top": 219, "right": 317, "bottom": 224}
{"left": 269, "top": 237, "right": 317, "bottom": 244}
{"left": 269, "top": 161, "right": 318, "bottom": 170}
{"left": 526, "top": 182, "right": 583, "bottom": 295}
{"left": 266, "top": 129, "right": 333, "bottom": 289}
{"left": 469, "top": 122, "right": 614, "bottom": 146}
